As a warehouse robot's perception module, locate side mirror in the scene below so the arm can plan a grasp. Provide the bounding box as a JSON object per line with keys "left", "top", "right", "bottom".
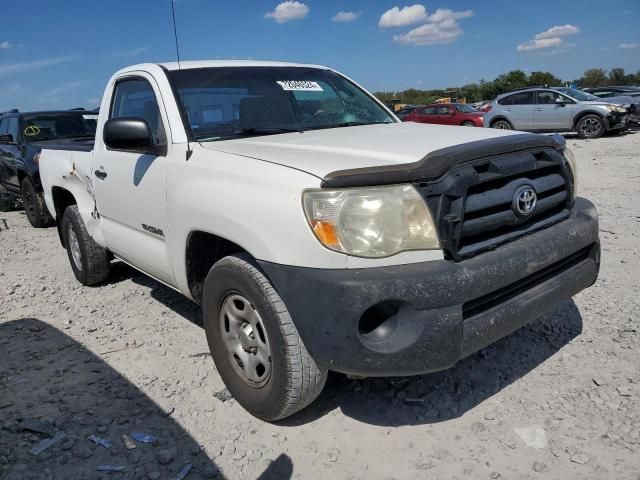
{"left": 555, "top": 97, "right": 566, "bottom": 106}
{"left": 103, "top": 117, "right": 166, "bottom": 156}
{"left": 0, "top": 134, "right": 14, "bottom": 144}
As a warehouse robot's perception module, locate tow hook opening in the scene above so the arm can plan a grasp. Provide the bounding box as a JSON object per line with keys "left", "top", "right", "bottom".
{"left": 358, "top": 300, "right": 403, "bottom": 341}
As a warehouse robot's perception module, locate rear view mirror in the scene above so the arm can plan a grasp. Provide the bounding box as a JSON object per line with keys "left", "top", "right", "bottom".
{"left": 103, "top": 117, "right": 166, "bottom": 156}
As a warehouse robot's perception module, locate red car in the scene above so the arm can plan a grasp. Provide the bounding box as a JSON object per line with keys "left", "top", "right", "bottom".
{"left": 404, "top": 103, "right": 484, "bottom": 127}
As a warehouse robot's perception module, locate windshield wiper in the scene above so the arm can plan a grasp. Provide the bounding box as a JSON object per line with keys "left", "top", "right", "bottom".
{"left": 198, "top": 127, "right": 304, "bottom": 142}
{"left": 312, "top": 121, "right": 394, "bottom": 130}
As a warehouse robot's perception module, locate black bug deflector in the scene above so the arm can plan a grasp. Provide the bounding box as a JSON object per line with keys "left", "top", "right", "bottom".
{"left": 321, "top": 133, "right": 564, "bottom": 188}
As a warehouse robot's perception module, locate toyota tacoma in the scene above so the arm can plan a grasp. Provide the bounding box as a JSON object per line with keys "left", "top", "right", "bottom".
{"left": 39, "top": 61, "right": 600, "bottom": 421}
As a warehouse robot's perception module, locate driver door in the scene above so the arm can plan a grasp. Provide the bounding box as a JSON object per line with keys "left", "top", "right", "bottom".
{"left": 91, "top": 74, "right": 176, "bottom": 285}
{"left": 534, "top": 91, "right": 575, "bottom": 130}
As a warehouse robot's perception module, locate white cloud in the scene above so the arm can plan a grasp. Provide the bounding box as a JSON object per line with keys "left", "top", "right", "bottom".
{"left": 535, "top": 24, "right": 580, "bottom": 39}
{"left": 332, "top": 11, "right": 361, "bottom": 23}
{"left": 379, "top": 4, "right": 427, "bottom": 28}
{"left": 517, "top": 24, "right": 580, "bottom": 52}
{"left": 0, "top": 55, "right": 79, "bottom": 77}
{"left": 392, "top": 8, "right": 474, "bottom": 46}
{"left": 0, "top": 41, "right": 12, "bottom": 49}
{"left": 111, "top": 46, "right": 149, "bottom": 58}
{"left": 265, "top": 1, "right": 309, "bottom": 23}
{"left": 619, "top": 43, "right": 639, "bottom": 49}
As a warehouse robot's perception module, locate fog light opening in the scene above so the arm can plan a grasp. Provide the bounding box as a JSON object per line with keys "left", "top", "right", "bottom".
{"left": 358, "top": 300, "right": 403, "bottom": 340}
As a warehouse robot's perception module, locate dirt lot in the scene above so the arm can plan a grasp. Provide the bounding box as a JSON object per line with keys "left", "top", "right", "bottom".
{"left": 1, "top": 131, "right": 639, "bottom": 480}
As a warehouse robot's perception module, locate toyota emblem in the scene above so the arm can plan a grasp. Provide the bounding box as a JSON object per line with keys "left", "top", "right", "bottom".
{"left": 513, "top": 185, "right": 537, "bottom": 217}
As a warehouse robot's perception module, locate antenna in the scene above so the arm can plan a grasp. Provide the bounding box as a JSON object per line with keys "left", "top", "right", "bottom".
{"left": 170, "top": 0, "right": 193, "bottom": 160}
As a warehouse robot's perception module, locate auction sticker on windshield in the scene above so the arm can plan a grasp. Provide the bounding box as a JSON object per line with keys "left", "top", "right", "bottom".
{"left": 276, "top": 81, "right": 323, "bottom": 92}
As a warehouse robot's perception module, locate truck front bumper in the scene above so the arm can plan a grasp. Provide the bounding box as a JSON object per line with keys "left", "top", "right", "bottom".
{"left": 259, "top": 198, "right": 600, "bottom": 377}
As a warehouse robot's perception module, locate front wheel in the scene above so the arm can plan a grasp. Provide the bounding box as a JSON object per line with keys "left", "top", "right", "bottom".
{"left": 203, "top": 253, "right": 327, "bottom": 421}
{"left": 491, "top": 119, "right": 512, "bottom": 130}
{"left": 21, "top": 177, "right": 54, "bottom": 228}
{"left": 576, "top": 114, "right": 604, "bottom": 139}
{"left": 462, "top": 121, "right": 477, "bottom": 127}
{"left": 62, "top": 205, "right": 110, "bottom": 285}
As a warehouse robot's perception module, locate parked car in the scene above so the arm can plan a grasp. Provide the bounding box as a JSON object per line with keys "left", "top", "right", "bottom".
{"left": 40, "top": 60, "right": 599, "bottom": 421}
{"left": 0, "top": 110, "right": 98, "bottom": 226}
{"left": 483, "top": 87, "right": 628, "bottom": 139}
{"left": 395, "top": 105, "right": 419, "bottom": 120}
{"left": 583, "top": 86, "right": 640, "bottom": 99}
{"left": 555, "top": 87, "right": 639, "bottom": 124}
{"left": 405, "top": 103, "right": 484, "bottom": 127}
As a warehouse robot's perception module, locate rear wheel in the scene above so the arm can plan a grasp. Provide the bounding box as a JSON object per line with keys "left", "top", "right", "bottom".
{"left": 62, "top": 205, "right": 110, "bottom": 285}
{"left": 576, "top": 114, "right": 604, "bottom": 139}
{"left": 491, "top": 119, "right": 512, "bottom": 130}
{"left": 203, "top": 253, "right": 327, "bottom": 421}
{"left": 21, "top": 177, "right": 54, "bottom": 228}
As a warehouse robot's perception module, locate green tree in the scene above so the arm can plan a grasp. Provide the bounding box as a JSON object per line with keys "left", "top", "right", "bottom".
{"left": 581, "top": 68, "right": 607, "bottom": 87}
{"left": 528, "top": 71, "right": 562, "bottom": 87}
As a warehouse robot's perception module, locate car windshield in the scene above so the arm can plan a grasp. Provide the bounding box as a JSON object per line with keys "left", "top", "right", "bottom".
{"left": 455, "top": 104, "right": 477, "bottom": 113}
{"left": 166, "top": 67, "right": 396, "bottom": 141}
{"left": 22, "top": 112, "right": 98, "bottom": 142}
{"left": 555, "top": 88, "right": 599, "bottom": 102}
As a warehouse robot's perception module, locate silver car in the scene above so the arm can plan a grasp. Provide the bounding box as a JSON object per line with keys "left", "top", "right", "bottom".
{"left": 483, "top": 87, "right": 628, "bottom": 139}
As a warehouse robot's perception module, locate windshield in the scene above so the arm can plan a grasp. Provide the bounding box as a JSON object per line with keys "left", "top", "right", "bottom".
{"left": 455, "top": 104, "right": 477, "bottom": 113}
{"left": 22, "top": 112, "right": 98, "bottom": 142}
{"left": 555, "top": 88, "right": 599, "bottom": 102}
{"left": 166, "top": 67, "right": 396, "bottom": 141}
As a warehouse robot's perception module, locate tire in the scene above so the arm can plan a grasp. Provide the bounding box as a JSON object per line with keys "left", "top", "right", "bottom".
{"left": 576, "top": 114, "right": 604, "bottom": 139}
{"left": 62, "top": 205, "right": 110, "bottom": 285}
{"left": 0, "top": 184, "right": 18, "bottom": 212}
{"left": 203, "top": 253, "right": 327, "bottom": 421}
{"left": 461, "top": 121, "right": 476, "bottom": 127}
{"left": 21, "top": 177, "right": 54, "bottom": 228}
{"left": 491, "top": 119, "right": 512, "bottom": 130}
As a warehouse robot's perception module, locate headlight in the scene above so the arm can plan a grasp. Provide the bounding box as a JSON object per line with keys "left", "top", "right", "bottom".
{"left": 606, "top": 105, "right": 627, "bottom": 113}
{"left": 564, "top": 146, "right": 578, "bottom": 198}
{"left": 303, "top": 184, "right": 440, "bottom": 258}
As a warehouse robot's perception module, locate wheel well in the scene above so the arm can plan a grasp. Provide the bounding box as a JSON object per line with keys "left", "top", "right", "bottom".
{"left": 490, "top": 116, "right": 511, "bottom": 127}
{"left": 185, "top": 231, "right": 245, "bottom": 304}
{"left": 573, "top": 111, "right": 603, "bottom": 129}
{"left": 51, "top": 187, "right": 77, "bottom": 246}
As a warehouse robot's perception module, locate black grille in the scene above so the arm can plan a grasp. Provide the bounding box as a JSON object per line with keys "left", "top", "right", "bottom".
{"left": 417, "top": 147, "right": 574, "bottom": 261}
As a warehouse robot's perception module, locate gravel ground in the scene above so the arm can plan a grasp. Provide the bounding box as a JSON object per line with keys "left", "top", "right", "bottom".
{"left": 1, "top": 131, "right": 639, "bottom": 480}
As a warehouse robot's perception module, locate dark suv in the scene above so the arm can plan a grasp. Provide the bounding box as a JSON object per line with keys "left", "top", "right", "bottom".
{"left": 0, "top": 110, "right": 97, "bottom": 226}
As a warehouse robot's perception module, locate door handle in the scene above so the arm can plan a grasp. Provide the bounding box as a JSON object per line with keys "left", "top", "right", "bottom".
{"left": 94, "top": 169, "right": 107, "bottom": 180}
{"left": 536, "top": 108, "right": 544, "bottom": 111}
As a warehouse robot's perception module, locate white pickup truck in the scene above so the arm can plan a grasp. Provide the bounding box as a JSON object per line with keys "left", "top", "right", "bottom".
{"left": 40, "top": 60, "right": 600, "bottom": 421}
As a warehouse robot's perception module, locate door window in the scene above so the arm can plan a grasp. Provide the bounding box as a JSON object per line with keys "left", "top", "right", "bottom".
{"left": 536, "top": 91, "right": 572, "bottom": 105}
{"left": 498, "top": 92, "right": 535, "bottom": 105}
{"left": 7, "top": 117, "right": 19, "bottom": 142}
{"left": 420, "top": 107, "right": 437, "bottom": 115}
{"left": 110, "top": 78, "right": 166, "bottom": 145}
{"left": 437, "top": 106, "right": 453, "bottom": 115}
{"left": 0, "top": 118, "right": 8, "bottom": 136}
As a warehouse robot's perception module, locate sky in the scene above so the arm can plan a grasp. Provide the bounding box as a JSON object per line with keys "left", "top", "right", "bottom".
{"left": 0, "top": 0, "right": 639, "bottom": 111}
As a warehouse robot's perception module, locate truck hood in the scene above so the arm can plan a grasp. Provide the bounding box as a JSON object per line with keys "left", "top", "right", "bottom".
{"left": 200, "top": 122, "right": 522, "bottom": 180}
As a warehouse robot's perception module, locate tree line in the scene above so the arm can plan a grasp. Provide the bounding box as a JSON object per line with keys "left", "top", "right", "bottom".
{"left": 374, "top": 67, "right": 640, "bottom": 105}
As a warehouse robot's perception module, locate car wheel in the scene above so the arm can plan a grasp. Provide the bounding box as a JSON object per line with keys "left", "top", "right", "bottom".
{"left": 462, "top": 121, "right": 476, "bottom": 127}
{"left": 576, "top": 114, "right": 604, "bottom": 139}
{"left": 0, "top": 184, "right": 18, "bottom": 212}
{"left": 62, "top": 205, "right": 110, "bottom": 285}
{"left": 203, "top": 253, "right": 327, "bottom": 421}
{"left": 491, "top": 119, "right": 512, "bottom": 130}
{"left": 21, "top": 177, "right": 54, "bottom": 228}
